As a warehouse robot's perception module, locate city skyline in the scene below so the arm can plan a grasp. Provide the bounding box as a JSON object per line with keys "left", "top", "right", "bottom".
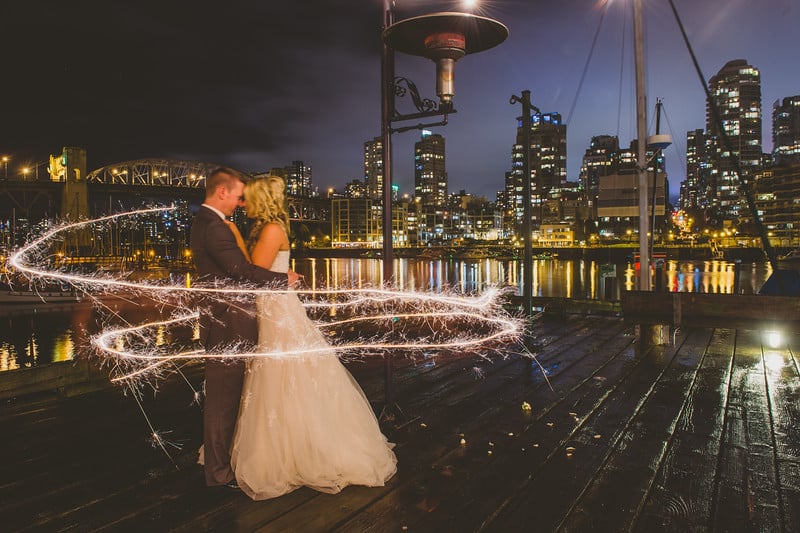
{"left": 1, "top": 1, "right": 798, "bottom": 202}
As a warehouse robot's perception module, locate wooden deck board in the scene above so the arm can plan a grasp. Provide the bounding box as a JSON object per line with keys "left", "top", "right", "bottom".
{"left": 1, "top": 315, "right": 799, "bottom": 532}
{"left": 637, "top": 328, "right": 736, "bottom": 532}
{"left": 341, "top": 319, "right": 635, "bottom": 533}
{"left": 482, "top": 334, "right": 688, "bottom": 531}
{"left": 557, "top": 328, "right": 715, "bottom": 532}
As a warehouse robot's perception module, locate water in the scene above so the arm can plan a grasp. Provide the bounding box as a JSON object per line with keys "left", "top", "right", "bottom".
{"left": 295, "top": 257, "right": 771, "bottom": 297}
{"left": 0, "top": 257, "right": 772, "bottom": 372}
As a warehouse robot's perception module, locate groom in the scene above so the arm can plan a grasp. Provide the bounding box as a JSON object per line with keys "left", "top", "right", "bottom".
{"left": 190, "top": 167, "right": 299, "bottom": 488}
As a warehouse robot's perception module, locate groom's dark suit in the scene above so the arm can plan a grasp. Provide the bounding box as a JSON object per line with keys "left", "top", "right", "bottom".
{"left": 190, "top": 204, "right": 286, "bottom": 486}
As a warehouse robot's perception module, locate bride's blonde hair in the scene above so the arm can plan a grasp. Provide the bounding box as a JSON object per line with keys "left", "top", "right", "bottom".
{"left": 244, "top": 176, "right": 290, "bottom": 249}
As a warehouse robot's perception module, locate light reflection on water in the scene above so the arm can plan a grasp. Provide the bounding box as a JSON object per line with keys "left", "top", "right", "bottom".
{"left": 293, "top": 257, "right": 771, "bottom": 299}
{"left": 0, "top": 258, "right": 772, "bottom": 372}
{"left": 0, "top": 313, "right": 77, "bottom": 372}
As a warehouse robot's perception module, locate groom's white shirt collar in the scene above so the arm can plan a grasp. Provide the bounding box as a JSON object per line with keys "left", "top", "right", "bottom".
{"left": 201, "top": 203, "right": 227, "bottom": 221}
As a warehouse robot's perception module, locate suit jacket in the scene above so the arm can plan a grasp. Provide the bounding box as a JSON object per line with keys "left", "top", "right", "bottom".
{"left": 190, "top": 205, "right": 287, "bottom": 349}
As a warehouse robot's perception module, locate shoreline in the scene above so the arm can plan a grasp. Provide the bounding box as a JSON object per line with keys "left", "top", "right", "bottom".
{"left": 293, "top": 244, "right": 769, "bottom": 263}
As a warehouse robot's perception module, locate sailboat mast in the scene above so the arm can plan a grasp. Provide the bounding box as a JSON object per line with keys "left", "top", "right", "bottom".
{"left": 633, "top": 0, "right": 650, "bottom": 290}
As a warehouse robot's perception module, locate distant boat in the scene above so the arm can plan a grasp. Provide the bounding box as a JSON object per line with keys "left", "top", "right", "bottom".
{"left": 0, "top": 287, "right": 82, "bottom": 304}
{"left": 710, "top": 241, "right": 725, "bottom": 260}
{"left": 777, "top": 249, "right": 800, "bottom": 269}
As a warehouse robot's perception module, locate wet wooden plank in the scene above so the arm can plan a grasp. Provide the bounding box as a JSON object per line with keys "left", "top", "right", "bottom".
{"left": 0, "top": 391, "right": 203, "bottom": 531}
{"left": 2, "top": 317, "right": 799, "bottom": 532}
{"left": 336, "top": 318, "right": 635, "bottom": 532}
{"left": 764, "top": 329, "right": 800, "bottom": 532}
{"left": 476, "top": 335, "right": 684, "bottom": 530}
{"left": 554, "top": 327, "right": 714, "bottom": 531}
{"left": 154, "top": 317, "right": 596, "bottom": 531}
{"left": 30, "top": 318, "right": 556, "bottom": 532}
{"left": 713, "top": 330, "right": 781, "bottom": 532}
{"left": 636, "top": 327, "right": 736, "bottom": 531}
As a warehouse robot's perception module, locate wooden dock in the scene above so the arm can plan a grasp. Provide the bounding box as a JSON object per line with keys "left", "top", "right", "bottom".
{"left": 1, "top": 314, "right": 798, "bottom": 532}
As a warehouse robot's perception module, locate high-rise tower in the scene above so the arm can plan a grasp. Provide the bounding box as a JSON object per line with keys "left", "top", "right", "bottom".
{"left": 414, "top": 130, "right": 447, "bottom": 207}
{"left": 706, "top": 59, "right": 762, "bottom": 223}
{"left": 681, "top": 129, "right": 711, "bottom": 210}
{"left": 414, "top": 130, "right": 447, "bottom": 241}
{"left": 506, "top": 112, "right": 567, "bottom": 232}
{"left": 364, "top": 137, "right": 384, "bottom": 201}
{"left": 267, "top": 160, "right": 313, "bottom": 198}
{"left": 773, "top": 95, "right": 800, "bottom": 165}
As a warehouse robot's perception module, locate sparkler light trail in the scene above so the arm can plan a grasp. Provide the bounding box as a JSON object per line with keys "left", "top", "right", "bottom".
{"left": 9, "top": 207, "right": 525, "bottom": 375}
{"left": 9, "top": 208, "right": 507, "bottom": 308}
{"left": 96, "top": 308, "right": 521, "bottom": 382}
{"left": 7, "top": 207, "right": 527, "bottom": 462}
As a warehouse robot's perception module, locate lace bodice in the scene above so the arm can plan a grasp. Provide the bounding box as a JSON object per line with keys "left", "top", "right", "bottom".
{"left": 269, "top": 250, "right": 290, "bottom": 274}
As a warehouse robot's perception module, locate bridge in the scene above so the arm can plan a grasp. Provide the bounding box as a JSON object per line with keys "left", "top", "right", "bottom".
{"left": 85, "top": 159, "right": 215, "bottom": 188}
{"left": 0, "top": 154, "right": 330, "bottom": 254}
{"left": 0, "top": 157, "right": 328, "bottom": 221}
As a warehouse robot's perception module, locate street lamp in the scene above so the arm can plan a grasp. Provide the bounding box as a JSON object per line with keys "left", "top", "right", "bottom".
{"left": 509, "top": 90, "right": 542, "bottom": 318}
{"left": 379, "top": 2, "right": 507, "bottom": 412}
{"left": 2, "top": 156, "right": 9, "bottom": 179}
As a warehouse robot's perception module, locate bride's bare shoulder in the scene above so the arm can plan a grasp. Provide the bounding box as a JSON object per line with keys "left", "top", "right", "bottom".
{"left": 257, "top": 222, "right": 288, "bottom": 244}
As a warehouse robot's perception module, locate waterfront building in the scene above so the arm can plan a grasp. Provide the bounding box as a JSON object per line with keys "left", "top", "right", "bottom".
{"left": 705, "top": 59, "right": 763, "bottom": 224}
{"left": 579, "top": 135, "right": 620, "bottom": 219}
{"left": 364, "top": 137, "right": 384, "bottom": 201}
{"left": 330, "top": 197, "right": 409, "bottom": 248}
{"left": 343, "top": 178, "right": 367, "bottom": 198}
{"left": 264, "top": 160, "right": 315, "bottom": 198}
{"left": 443, "top": 191, "right": 503, "bottom": 241}
{"left": 506, "top": 112, "right": 567, "bottom": 235}
{"left": 773, "top": 96, "right": 800, "bottom": 165}
{"left": 539, "top": 223, "right": 574, "bottom": 246}
{"left": 580, "top": 133, "right": 666, "bottom": 240}
{"left": 681, "top": 129, "right": 711, "bottom": 211}
{"left": 596, "top": 172, "right": 667, "bottom": 239}
{"left": 755, "top": 162, "right": 800, "bottom": 248}
{"left": 331, "top": 198, "right": 379, "bottom": 246}
{"left": 414, "top": 130, "right": 447, "bottom": 207}
{"left": 414, "top": 130, "right": 447, "bottom": 243}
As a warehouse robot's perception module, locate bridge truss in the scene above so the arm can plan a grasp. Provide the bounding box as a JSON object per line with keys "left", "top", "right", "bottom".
{"left": 85, "top": 159, "right": 219, "bottom": 188}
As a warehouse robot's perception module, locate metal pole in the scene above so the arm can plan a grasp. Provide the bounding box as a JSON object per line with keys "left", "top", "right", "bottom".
{"left": 650, "top": 99, "right": 662, "bottom": 264}
{"left": 380, "top": 0, "right": 396, "bottom": 408}
{"left": 633, "top": 0, "right": 650, "bottom": 290}
{"left": 521, "top": 90, "right": 533, "bottom": 315}
{"left": 381, "top": 0, "right": 395, "bottom": 287}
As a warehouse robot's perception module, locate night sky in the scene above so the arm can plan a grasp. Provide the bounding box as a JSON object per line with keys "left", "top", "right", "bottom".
{"left": 2, "top": 1, "right": 798, "bottom": 202}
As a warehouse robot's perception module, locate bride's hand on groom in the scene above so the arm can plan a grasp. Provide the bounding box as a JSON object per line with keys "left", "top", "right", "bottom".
{"left": 287, "top": 269, "right": 304, "bottom": 288}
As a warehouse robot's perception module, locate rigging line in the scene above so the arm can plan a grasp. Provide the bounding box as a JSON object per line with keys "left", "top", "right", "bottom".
{"left": 616, "top": 5, "right": 628, "bottom": 138}
{"left": 565, "top": 1, "right": 609, "bottom": 125}
{"left": 660, "top": 103, "right": 688, "bottom": 183}
{"left": 666, "top": 0, "right": 778, "bottom": 271}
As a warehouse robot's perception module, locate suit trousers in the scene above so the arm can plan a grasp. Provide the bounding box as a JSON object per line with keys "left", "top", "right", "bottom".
{"left": 203, "top": 358, "right": 246, "bottom": 486}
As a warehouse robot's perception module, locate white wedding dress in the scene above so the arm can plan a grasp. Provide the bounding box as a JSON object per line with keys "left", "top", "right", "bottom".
{"left": 230, "top": 251, "right": 397, "bottom": 500}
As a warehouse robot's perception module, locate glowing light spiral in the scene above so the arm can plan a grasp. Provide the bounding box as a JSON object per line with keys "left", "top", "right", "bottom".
{"left": 7, "top": 207, "right": 525, "bottom": 460}
{"left": 9, "top": 207, "right": 523, "bottom": 376}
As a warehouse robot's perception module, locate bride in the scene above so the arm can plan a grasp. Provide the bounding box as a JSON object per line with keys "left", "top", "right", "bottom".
{"left": 230, "top": 176, "right": 397, "bottom": 500}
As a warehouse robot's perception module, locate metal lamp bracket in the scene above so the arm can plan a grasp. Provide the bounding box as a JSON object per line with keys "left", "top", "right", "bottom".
{"left": 389, "top": 76, "right": 455, "bottom": 134}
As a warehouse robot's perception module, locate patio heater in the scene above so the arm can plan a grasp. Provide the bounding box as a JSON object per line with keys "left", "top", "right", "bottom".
{"left": 380, "top": 4, "right": 507, "bottom": 415}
